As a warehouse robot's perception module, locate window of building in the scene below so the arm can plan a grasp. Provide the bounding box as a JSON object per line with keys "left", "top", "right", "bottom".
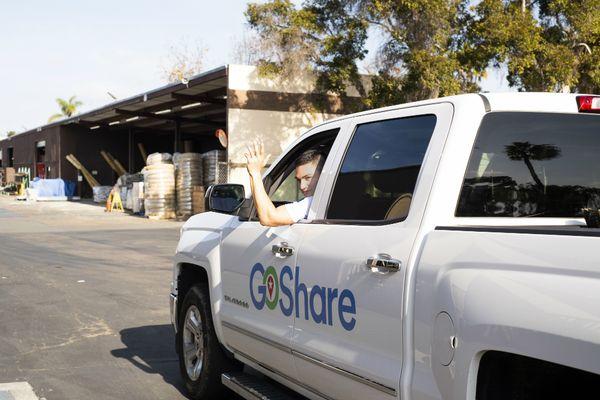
{"left": 326, "top": 114, "right": 437, "bottom": 222}
{"left": 456, "top": 112, "right": 600, "bottom": 217}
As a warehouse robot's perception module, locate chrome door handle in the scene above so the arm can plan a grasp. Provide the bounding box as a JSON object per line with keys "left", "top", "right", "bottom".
{"left": 272, "top": 242, "right": 294, "bottom": 258}
{"left": 366, "top": 254, "right": 401, "bottom": 273}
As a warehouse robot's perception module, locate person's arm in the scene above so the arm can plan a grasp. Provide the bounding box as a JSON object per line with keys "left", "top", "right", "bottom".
{"left": 245, "top": 140, "right": 294, "bottom": 227}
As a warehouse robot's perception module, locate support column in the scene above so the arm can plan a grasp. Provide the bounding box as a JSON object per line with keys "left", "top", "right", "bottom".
{"left": 128, "top": 127, "right": 135, "bottom": 173}
{"left": 174, "top": 120, "right": 181, "bottom": 153}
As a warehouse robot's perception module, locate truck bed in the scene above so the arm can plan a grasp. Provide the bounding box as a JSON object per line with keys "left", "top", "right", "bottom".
{"left": 411, "top": 225, "right": 600, "bottom": 399}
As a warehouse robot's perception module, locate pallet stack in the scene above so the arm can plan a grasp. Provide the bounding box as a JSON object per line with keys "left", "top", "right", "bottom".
{"left": 143, "top": 153, "right": 176, "bottom": 220}
{"left": 174, "top": 153, "right": 203, "bottom": 219}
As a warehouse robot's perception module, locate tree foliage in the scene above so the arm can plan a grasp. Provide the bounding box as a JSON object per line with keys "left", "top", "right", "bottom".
{"left": 48, "top": 96, "right": 83, "bottom": 123}
{"left": 246, "top": 0, "right": 599, "bottom": 107}
{"left": 464, "top": 0, "right": 600, "bottom": 92}
{"left": 161, "top": 39, "right": 207, "bottom": 84}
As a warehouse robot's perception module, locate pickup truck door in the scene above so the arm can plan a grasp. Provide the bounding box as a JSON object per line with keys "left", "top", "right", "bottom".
{"left": 219, "top": 124, "right": 346, "bottom": 381}
{"left": 291, "top": 104, "right": 453, "bottom": 399}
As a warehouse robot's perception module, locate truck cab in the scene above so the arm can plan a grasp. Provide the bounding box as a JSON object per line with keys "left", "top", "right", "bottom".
{"left": 171, "top": 93, "right": 600, "bottom": 400}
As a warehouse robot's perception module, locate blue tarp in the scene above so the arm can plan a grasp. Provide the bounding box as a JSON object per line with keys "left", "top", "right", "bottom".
{"left": 30, "top": 178, "right": 76, "bottom": 197}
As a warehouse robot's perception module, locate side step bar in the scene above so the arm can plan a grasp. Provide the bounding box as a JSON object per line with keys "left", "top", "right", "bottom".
{"left": 222, "top": 372, "right": 303, "bottom": 400}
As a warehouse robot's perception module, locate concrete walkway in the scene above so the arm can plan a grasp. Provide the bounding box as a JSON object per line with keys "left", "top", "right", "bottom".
{"left": 0, "top": 382, "right": 39, "bottom": 400}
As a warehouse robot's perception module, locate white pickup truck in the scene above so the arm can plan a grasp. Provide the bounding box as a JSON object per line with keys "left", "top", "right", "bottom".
{"left": 170, "top": 93, "right": 600, "bottom": 400}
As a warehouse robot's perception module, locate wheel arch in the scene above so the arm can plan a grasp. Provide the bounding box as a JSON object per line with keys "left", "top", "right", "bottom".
{"left": 174, "top": 258, "right": 230, "bottom": 351}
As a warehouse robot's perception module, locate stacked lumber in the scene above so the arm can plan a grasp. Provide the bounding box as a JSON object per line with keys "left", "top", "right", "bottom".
{"left": 137, "top": 143, "right": 148, "bottom": 166}
{"left": 100, "top": 151, "right": 127, "bottom": 176}
{"left": 65, "top": 154, "right": 99, "bottom": 188}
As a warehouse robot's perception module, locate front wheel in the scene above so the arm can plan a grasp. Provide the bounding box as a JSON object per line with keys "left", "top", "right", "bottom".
{"left": 177, "top": 283, "right": 238, "bottom": 399}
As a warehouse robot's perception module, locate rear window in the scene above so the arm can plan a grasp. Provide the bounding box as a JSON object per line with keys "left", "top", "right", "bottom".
{"left": 457, "top": 112, "right": 600, "bottom": 217}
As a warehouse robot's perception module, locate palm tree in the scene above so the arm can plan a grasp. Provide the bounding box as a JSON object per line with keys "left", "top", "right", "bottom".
{"left": 48, "top": 96, "right": 83, "bottom": 122}
{"left": 504, "top": 142, "right": 561, "bottom": 188}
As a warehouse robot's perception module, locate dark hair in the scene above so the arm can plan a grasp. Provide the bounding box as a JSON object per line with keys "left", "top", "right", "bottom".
{"left": 295, "top": 149, "right": 325, "bottom": 168}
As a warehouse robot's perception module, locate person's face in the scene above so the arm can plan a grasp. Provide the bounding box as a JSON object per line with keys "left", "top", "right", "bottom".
{"left": 295, "top": 158, "right": 321, "bottom": 197}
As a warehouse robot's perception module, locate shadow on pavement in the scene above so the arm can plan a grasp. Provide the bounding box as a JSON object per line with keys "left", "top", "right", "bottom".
{"left": 111, "top": 324, "right": 188, "bottom": 397}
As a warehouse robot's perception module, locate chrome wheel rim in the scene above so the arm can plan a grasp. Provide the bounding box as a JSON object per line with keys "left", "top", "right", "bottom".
{"left": 182, "top": 305, "right": 204, "bottom": 381}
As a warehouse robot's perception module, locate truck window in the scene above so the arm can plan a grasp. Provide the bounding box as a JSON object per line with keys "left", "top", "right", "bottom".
{"left": 247, "top": 129, "right": 339, "bottom": 221}
{"left": 271, "top": 170, "right": 304, "bottom": 203}
{"left": 457, "top": 112, "right": 600, "bottom": 218}
{"left": 326, "top": 114, "right": 437, "bottom": 222}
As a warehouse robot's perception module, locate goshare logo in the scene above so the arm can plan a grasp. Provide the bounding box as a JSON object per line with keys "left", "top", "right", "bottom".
{"left": 250, "top": 263, "right": 357, "bottom": 331}
{"left": 263, "top": 266, "right": 279, "bottom": 310}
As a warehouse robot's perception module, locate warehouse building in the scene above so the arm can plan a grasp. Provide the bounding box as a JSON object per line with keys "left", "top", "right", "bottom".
{"left": 0, "top": 64, "right": 362, "bottom": 196}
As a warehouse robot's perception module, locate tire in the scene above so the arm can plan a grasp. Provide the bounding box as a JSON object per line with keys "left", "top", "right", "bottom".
{"left": 177, "top": 283, "right": 239, "bottom": 399}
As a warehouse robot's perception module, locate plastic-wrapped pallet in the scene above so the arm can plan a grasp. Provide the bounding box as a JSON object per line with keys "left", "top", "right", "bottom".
{"left": 131, "top": 182, "right": 144, "bottom": 214}
{"left": 124, "top": 172, "right": 144, "bottom": 185}
{"left": 93, "top": 186, "right": 112, "bottom": 203}
{"left": 147, "top": 152, "right": 172, "bottom": 166}
{"left": 120, "top": 186, "right": 131, "bottom": 209}
{"left": 192, "top": 186, "right": 205, "bottom": 215}
{"left": 143, "top": 163, "right": 176, "bottom": 219}
{"left": 174, "top": 153, "right": 203, "bottom": 219}
{"left": 202, "top": 150, "right": 227, "bottom": 187}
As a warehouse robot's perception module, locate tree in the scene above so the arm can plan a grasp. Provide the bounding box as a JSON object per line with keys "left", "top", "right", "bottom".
{"left": 48, "top": 96, "right": 83, "bottom": 122}
{"left": 6, "top": 131, "right": 16, "bottom": 138}
{"left": 462, "top": 0, "right": 600, "bottom": 93}
{"left": 161, "top": 39, "right": 207, "bottom": 83}
{"left": 246, "top": 0, "right": 599, "bottom": 106}
{"left": 246, "top": 0, "right": 485, "bottom": 107}
{"left": 231, "top": 30, "right": 267, "bottom": 66}
{"left": 246, "top": 1, "right": 324, "bottom": 81}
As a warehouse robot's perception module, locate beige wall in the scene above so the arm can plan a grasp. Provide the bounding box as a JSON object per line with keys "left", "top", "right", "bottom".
{"left": 226, "top": 64, "right": 367, "bottom": 190}
{"left": 227, "top": 108, "right": 338, "bottom": 190}
{"left": 228, "top": 64, "right": 318, "bottom": 94}
{"left": 228, "top": 64, "right": 371, "bottom": 96}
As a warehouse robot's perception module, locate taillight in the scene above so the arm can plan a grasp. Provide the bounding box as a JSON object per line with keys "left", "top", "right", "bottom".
{"left": 577, "top": 96, "right": 600, "bottom": 113}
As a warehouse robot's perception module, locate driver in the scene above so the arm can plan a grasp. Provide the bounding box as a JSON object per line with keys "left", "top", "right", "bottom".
{"left": 244, "top": 139, "right": 324, "bottom": 227}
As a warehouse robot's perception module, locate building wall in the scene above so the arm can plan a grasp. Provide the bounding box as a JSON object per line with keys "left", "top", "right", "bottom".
{"left": 60, "top": 125, "right": 129, "bottom": 197}
{"left": 227, "top": 108, "right": 338, "bottom": 190}
{"left": 0, "top": 127, "right": 61, "bottom": 179}
{"left": 226, "top": 64, "right": 351, "bottom": 190}
{"left": 227, "top": 64, "right": 371, "bottom": 96}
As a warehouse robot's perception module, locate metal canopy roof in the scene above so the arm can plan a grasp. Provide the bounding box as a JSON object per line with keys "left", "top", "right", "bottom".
{"left": 19, "top": 66, "right": 229, "bottom": 138}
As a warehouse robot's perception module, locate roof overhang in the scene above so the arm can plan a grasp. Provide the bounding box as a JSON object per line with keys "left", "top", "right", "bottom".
{"left": 14, "top": 65, "right": 229, "bottom": 138}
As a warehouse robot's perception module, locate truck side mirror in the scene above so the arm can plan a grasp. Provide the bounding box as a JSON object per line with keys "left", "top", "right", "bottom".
{"left": 205, "top": 184, "right": 245, "bottom": 214}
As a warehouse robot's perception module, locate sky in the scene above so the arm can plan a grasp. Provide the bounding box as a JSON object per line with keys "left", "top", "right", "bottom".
{"left": 0, "top": 1, "right": 510, "bottom": 137}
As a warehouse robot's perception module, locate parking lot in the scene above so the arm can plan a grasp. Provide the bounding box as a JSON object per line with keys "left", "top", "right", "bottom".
{"left": 0, "top": 197, "right": 190, "bottom": 399}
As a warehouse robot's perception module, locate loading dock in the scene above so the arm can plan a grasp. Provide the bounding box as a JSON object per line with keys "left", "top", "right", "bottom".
{"left": 0, "top": 64, "right": 362, "bottom": 197}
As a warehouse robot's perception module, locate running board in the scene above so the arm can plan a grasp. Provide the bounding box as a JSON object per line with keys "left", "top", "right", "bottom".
{"left": 222, "top": 372, "right": 303, "bottom": 400}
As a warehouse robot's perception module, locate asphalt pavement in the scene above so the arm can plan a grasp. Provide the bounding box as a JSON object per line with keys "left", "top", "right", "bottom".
{"left": 0, "top": 196, "right": 191, "bottom": 399}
